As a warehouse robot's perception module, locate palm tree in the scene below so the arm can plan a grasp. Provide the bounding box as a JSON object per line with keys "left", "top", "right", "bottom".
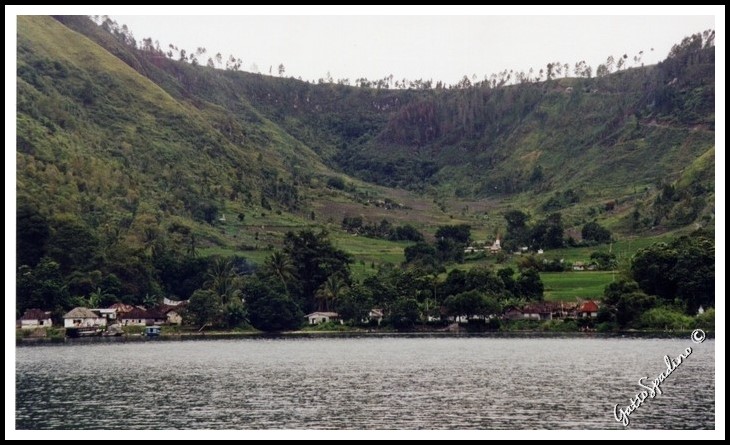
{"left": 205, "top": 258, "right": 242, "bottom": 305}
{"left": 143, "top": 293, "right": 161, "bottom": 309}
{"left": 87, "top": 287, "right": 113, "bottom": 308}
{"left": 315, "top": 274, "right": 348, "bottom": 312}
{"left": 186, "top": 233, "right": 198, "bottom": 258}
{"left": 264, "top": 251, "right": 295, "bottom": 294}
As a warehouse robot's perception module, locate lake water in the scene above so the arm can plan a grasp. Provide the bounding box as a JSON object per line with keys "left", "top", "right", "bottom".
{"left": 16, "top": 335, "right": 715, "bottom": 429}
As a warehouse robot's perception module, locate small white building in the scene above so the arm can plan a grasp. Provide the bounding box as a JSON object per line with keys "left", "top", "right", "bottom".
{"left": 95, "top": 308, "right": 117, "bottom": 321}
{"left": 63, "top": 307, "right": 107, "bottom": 328}
{"left": 20, "top": 309, "right": 52, "bottom": 329}
{"left": 537, "top": 249, "right": 544, "bottom": 255}
{"left": 165, "top": 309, "right": 184, "bottom": 325}
{"left": 367, "top": 308, "right": 384, "bottom": 325}
{"left": 489, "top": 238, "right": 502, "bottom": 254}
{"left": 306, "top": 312, "right": 340, "bottom": 325}
{"left": 164, "top": 309, "right": 182, "bottom": 326}
{"left": 157, "top": 305, "right": 185, "bottom": 325}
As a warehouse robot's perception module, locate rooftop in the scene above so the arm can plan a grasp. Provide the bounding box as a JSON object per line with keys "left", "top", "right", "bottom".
{"left": 63, "top": 307, "right": 100, "bottom": 319}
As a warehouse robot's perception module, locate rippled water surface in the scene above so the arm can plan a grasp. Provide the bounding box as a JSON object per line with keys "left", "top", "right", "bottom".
{"left": 16, "top": 336, "right": 714, "bottom": 429}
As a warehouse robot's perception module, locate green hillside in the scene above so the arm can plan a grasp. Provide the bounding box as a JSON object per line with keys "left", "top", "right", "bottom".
{"left": 15, "top": 16, "right": 715, "bottom": 316}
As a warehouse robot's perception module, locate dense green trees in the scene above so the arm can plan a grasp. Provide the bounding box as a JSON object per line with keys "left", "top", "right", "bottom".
{"left": 631, "top": 233, "right": 714, "bottom": 313}
{"left": 599, "top": 280, "right": 657, "bottom": 328}
{"left": 315, "top": 274, "right": 348, "bottom": 312}
{"left": 516, "top": 269, "right": 544, "bottom": 300}
{"left": 444, "top": 290, "right": 500, "bottom": 320}
{"left": 582, "top": 221, "right": 612, "bottom": 244}
{"left": 388, "top": 298, "right": 420, "bottom": 329}
{"left": 504, "top": 211, "right": 564, "bottom": 251}
{"left": 17, "top": 203, "right": 50, "bottom": 268}
{"left": 46, "top": 215, "right": 99, "bottom": 275}
{"left": 404, "top": 242, "right": 438, "bottom": 266}
{"left": 401, "top": 224, "right": 473, "bottom": 267}
{"left": 433, "top": 224, "right": 471, "bottom": 263}
{"left": 261, "top": 251, "right": 295, "bottom": 294}
{"left": 243, "top": 276, "right": 302, "bottom": 331}
{"left": 187, "top": 289, "right": 221, "bottom": 328}
{"left": 336, "top": 284, "right": 373, "bottom": 325}
{"left": 341, "top": 217, "right": 424, "bottom": 242}
{"left": 597, "top": 231, "right": 714, "bottom": 330}
{"left": 17, "top": 258, "right": 68, "bottom": 316}
{"left": 283, "top": 230, "right": 352, "bottom": 312}
{"left": 529, "top": 213, "right": 565, "bottom": 249}
{"left": 435, "top": 225, "right": 471, "bottom": 245}
{"left": 389, "top": 225, "right": 424, "bottom": 242}
{"left": 589, "top": 251, "right": 617, "bottom": 270}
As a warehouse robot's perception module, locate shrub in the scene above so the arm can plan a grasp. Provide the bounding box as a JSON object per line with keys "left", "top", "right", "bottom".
{"left": 695, "top": 308, "right": 714, "bottom": 330}
{"left": 639, "top": 307, "right": 695, "bottom": 330}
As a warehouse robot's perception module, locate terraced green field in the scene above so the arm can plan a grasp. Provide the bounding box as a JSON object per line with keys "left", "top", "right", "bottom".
{"left": 541, "top": 271, "right": 616, "bottom": 301}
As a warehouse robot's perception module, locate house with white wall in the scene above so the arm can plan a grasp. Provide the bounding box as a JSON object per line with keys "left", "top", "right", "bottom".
{"left": 305, "top": 312, "right": 340, "bottom": 325}
{"left": 20, "top": 309, "right": 53, "bottom": 329}
{"left": 63, "top": 307, "right": 107, "bottom": 328}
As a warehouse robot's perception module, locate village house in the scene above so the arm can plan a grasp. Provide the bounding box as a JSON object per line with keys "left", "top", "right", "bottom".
{"left": 157, "top": 305, "right": 185, "bottom": 325}
{"left": 502, "top": 307, "right": 524, "bottom": 321}
{"left": 20, "top": 309, "right": 53, "bottom": 329}
{"left": 367, "top": 308, "right": 384, "bottom": 325}
{"left": 305, "top": 312, "right": 341, "bottom": 325}
{"left": 119, "top": 307, "right": 160, "bottom": 326}
{"left": 555, "top": 302, "right": 579, "bottom": 319}
{"left": 504, "top": 302, "right": 579, "bottom": 321}
{"left": 522, "top": 303, "right": 554, "bottom": 321}
{"left": 145, "top": 308, "right": 170, "bottom": 326}
{"left": 63, "top": 307, "right": 107, "bottom": 328}
{"left": 579, "top": 300, "right": 600, "bottom": 318}
{"left": 572, "top": 261, "right": 586, "bottom": 271}
{"left": 95, "top": 308, "right": 117, "bottom": 322}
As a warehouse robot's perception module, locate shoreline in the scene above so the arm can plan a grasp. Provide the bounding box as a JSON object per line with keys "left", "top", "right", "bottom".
{"left": 16, "top": 329, "right": 713, "bottom": 346}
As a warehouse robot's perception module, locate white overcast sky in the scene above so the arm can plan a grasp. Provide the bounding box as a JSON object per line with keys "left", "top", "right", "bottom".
{"left": 107, "top": 9, "right": 715, "bottom": 85}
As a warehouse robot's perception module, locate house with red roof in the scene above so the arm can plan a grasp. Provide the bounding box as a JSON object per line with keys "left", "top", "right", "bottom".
{"left": 579, "top": 300, "right": 599, "bottom": 318}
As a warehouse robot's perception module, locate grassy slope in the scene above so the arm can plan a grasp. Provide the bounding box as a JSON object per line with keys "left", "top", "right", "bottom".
{"left": 16, "top": 17, "right": 432, "bottom": 265}
{"left": 541, "top": 271, "right": 616, "bottom": 301}
{"left": 16, "top": 16, "right": 715, "bottom": 281}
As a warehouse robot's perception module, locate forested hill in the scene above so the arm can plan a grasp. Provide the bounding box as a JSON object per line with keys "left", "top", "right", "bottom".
{"left": 15, "top": 15, "right": 715, "bottom": 315}
{"left": 20, "top": 15, "right": 715, "bottom": 218}
{"left": 50, "top": 17, "right": 714, "bottom": 201}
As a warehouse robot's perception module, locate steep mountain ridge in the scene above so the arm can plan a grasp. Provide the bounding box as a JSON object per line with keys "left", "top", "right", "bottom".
{"left": 17, "top": 16, "right": 714, "bottom": 259}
